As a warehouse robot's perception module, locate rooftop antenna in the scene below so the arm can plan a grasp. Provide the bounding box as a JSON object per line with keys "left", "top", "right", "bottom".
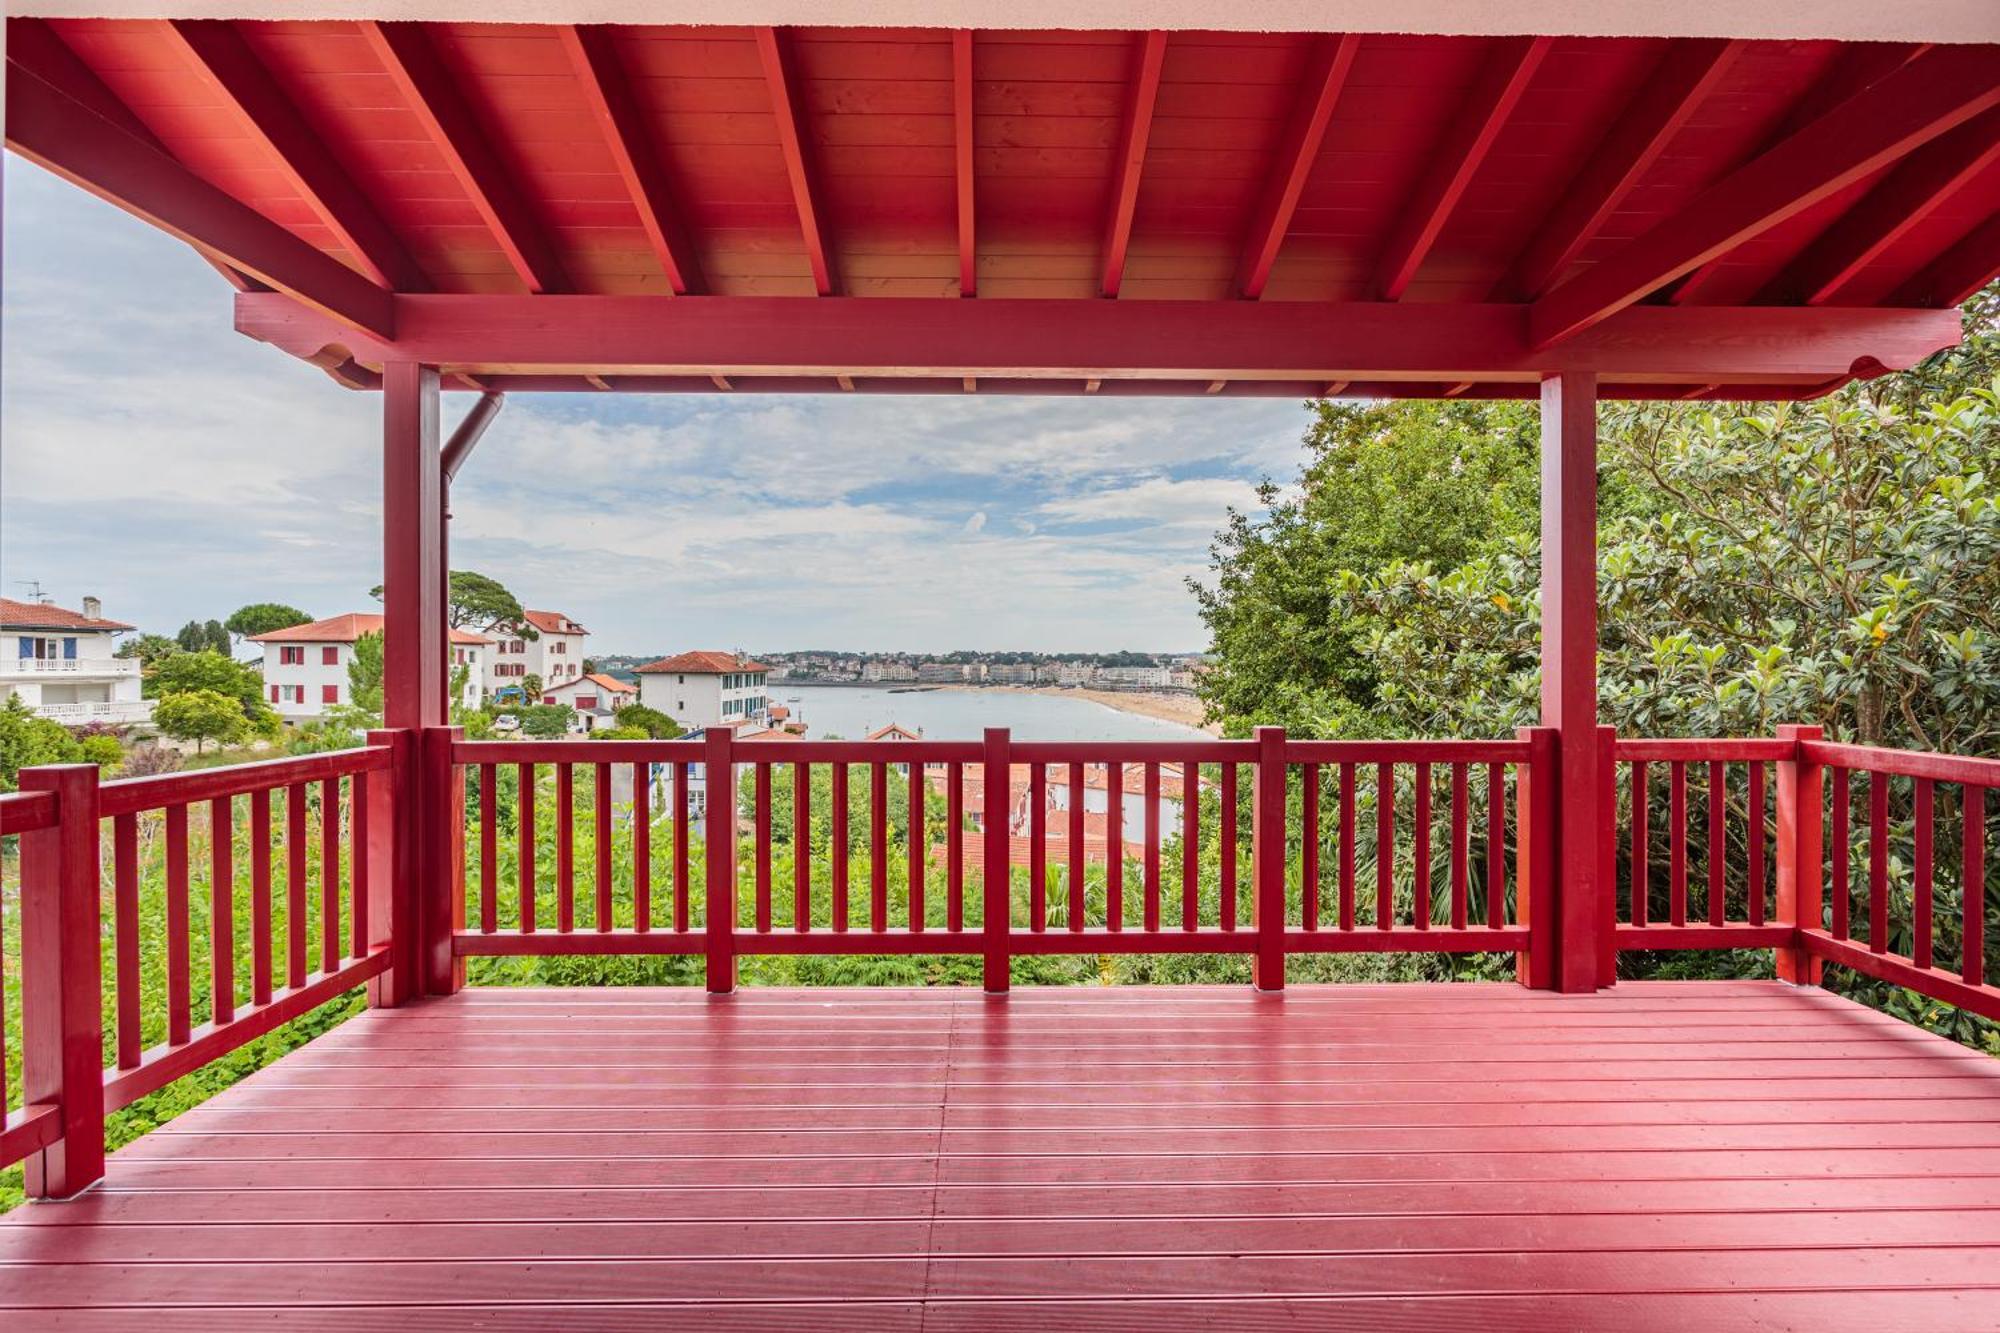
{"left": 13, "top": 580, "right": 51, "bottom": 602}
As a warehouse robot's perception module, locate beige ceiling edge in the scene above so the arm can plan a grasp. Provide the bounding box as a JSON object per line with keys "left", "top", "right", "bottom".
{"left": 4, "top": 0, "right": 1997, "bottom": 42}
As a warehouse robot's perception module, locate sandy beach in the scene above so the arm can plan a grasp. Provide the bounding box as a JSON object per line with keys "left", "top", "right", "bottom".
{"left": 1021, "top": 686, "right": 1219, "bottom": 735}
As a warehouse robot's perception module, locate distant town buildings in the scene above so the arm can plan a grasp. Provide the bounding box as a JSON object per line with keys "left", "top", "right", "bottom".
{"left": 252, "top": 613, "right": 490, "bottom": 719}
{"left": 488, "top": 609, "right": 589, "bottom": 700}
{"left": 634, "top": 651, "right": 772, "bottom": 730}
{"left": 0, "top": 596, "right": 152, "bottom": 725}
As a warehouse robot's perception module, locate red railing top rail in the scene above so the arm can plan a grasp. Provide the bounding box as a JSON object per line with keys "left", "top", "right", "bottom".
{"left": 95, "top": 744, "right": 394, "bottom": 819}
{"left": 1801, "top": 738, "right": 2000, "bottom": 786}
{"left": 454, "top": 738, "right": 704, "bottom": 764}
{"left": 1286, "top": 738, "right": 1531, "bottom": 764}
{"left": 1613, "top": 737, "right": 1794, "bottom": 762}
{"left": 1009, "top": 739, "right": 1251, "bottom": 763}
{"left": 0, "top": 788, "right": 60, "bottom": 834}
{"left": 738, "top": 739, "right": 982, "bottom": 764}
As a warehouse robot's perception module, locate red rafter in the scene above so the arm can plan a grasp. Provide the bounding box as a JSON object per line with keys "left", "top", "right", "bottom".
{"left": 953, "top": 29, "right": 976, "bottom": 297}
{"left": 757, "top": 26, "right": 836, "bottom": 296}
{"left": 1100, "top": 30, "right": 1167, "bottom": 298}
{"left": 1531, "top": 45, "right": 2000, "bottom": 348}
{"left": 8, "top": 18, "right": 254, "bottom": 293}
{"left": 6, "top": 60, "right": 393, "bottom": 337}
{"left": 560, "top": 24, "right": 705, "bottom": 296}
{"left": 362, "top": 21, "right": 570, "bottom": 294}
{"left": 1761, "top": 105, "right": 2000, "bottom": 305}
{"left": 1496, "top": 38, "right": 1742, "bottom": 301}
{"left": 1890, "top": 211, "right": 2000, "bottom": 308}
{"left": 1235, "top": 34, "right": 1361, "bottom": 299}
{"left": 161, "top": 20, "right": 428, "bottom": 293}
{"left": 1670, "top": 41, "right": 1927, "bottom": 306}
{"left": 1376, "top": 36, "right": 1551, "bottom": 302}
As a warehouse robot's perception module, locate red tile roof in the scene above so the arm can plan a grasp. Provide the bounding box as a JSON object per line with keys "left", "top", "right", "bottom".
{"left": 865, "top": 723, "right": 923, "bottom": 741}
{"left": 548, "top": 672, "right": 635, "bottom": 695}
{"left": 251, "top": 613, "right": 489, "bottom": 645}
{"left": 635, "top": 651, "right": 771, "bottom": 675}
{"left": 0, "top": 597, "right": 133, "bottom": 632}
{"left": 523, "top": 609, "right": 586, "bottom": 635}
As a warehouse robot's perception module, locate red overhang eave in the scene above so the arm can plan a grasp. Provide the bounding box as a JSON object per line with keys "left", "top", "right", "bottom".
{"left": 7, "top": 19, "right": 1997, "bottom": 400}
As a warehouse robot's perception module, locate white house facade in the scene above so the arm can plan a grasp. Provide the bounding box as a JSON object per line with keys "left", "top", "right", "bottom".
{"left": 634, "top": 652, "right": 771, "bottom": 730}
{"left": 486, "top": 609, "right": 588, "bottom": 699}
{"left": 0, "top": 596, "right": 151, "bottom": 725}
{"left": 252, "top": 613, "right": 489, "bottom": 720}
{"left": 543, "top": 671, "right": 636, "bottom": 730}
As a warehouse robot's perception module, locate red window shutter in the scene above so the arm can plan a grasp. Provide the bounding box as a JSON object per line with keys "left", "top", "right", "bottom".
{"left": 323, "top": 646, "right": 339, "bottom": 666}
{"left": 578, "top": 696, "right": 597, "bottom": 710}
{"left": 270, "top": 685, "right": 280, "bottom": 703}
{"left": 323, "top": 684, "right": 339, "bottom": 704}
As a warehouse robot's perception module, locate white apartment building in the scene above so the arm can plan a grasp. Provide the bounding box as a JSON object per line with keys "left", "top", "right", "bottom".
{"left": 634, "top": 652, "right": 771, "bottom": 730}
{"left": 0, "top": 596, "right": 152, "bottom": 725}
{"left": 1097, "top": 665, "right": 1172, "bottom": 690}
{"left": 251, "top": 613, "right": 490, "bottom": 720}
{"left": 1055, "top": 661, "right": 1098, "bottom": 687}
{"left": 862, "top": 659, "right": 916, "bottom": 683}
{"left": 486, "top": 609, "right": 588, "bottom": 699}
{"left": 986, "top": 663, "right": 1039, "bottom": 685}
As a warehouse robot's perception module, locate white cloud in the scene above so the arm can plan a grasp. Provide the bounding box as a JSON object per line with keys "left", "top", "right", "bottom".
{"left": 962, "top": 511, "right": 987, "bottom": 533}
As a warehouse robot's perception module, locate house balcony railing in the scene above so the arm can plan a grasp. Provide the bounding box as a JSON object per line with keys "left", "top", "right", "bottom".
{"left": 1, "top": 725, "right": 1994, "bottom": 1199}
{"left": 32, "top": 700, "right": 155, "bottom": 724}
{"left": 0, "top": 658, "right": 140, "bottom": 677}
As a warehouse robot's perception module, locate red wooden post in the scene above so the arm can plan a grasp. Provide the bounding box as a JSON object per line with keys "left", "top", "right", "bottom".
{"left": 1515, "top": 726, "right": 1558, "bottom": 989}
{"left": 17, "top": 763, "right": 104, "bottom": 1198}
{"left": 704, "top": 725, "right": 737, "bottom": 993}
{"left": 1775, "top": 724, "right": 1825, "bottom": 983}
{"left": 364, "top": 728, "right": 417, "bottom": 1007}
{"left": 981, "top": 728, "right": 1011, "bottom": 993}
{"left": 1252, "top": 725, "right": 1287, "bottom": 991}
{"left": 1597, "top": 725, "right": 1618, "bottom": 986}
{"left": 420, "top": 725, "right": 465, "bottom": 995}
{"left": 1539, "top": 369, "right": 1606, "bottom": 992}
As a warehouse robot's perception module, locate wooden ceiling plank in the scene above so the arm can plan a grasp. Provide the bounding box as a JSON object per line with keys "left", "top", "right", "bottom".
{"left": 162, "top": 19, "right": 430, "bottom": 293}
{"left": 1100, "top": 30, "right": 1167, "bottom": 299}
{"left": 954, "top": 29, "right": 976, "bottom": 298}
{"left": 1235, "top": 34, "right": 1361, "bottom": 300}
{"left": 1531, "top": 45, "right": 2000, "bottom": 347}
{"left": 1376, "top": 35, "right": 1552, "bottom": 302}
{"left": 8, "top": 62, "right": 393, "bottom": 337}
{"left": 1497, "top": 38, "right": 1743, "bottom": 301}
{"left": 362, "top": 20, "right": 570, "bottom": 295}
{"left": 757, "top": 26, "right": 837, "bottom": 296}
{"left": 560, "top": 24, "right": 706, "bottom": 296}
{"left": 1889, "top": 210, "right": 2000, "bottom": 308}
{"left": 1760, "top": 105, "right": 2000, "bottom": 305}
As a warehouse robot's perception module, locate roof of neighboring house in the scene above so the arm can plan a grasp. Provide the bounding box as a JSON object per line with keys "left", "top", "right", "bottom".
{"left": 866, "top": 723, "right": 923, "bottom": 741}
{"left": 547, "top": 672, "right": 636, "bottom": 695}
{"left": 250, "top": 613, "right": 490, "bottom": 645}
{"left": 635, "top": 651, "right": 772, "bottom": 675}
{"left": 523, "top": 610, "right": 587, "bottom": 636}
{"left": 0, "top": 597, "right": 134, "bottom": 632}
{"left": 769, "top": 705, "right": 790, "bottom": 721}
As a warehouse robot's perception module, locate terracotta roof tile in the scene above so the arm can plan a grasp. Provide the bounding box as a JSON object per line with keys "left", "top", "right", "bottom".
{"left": 634, "top": 651, "right": 772, "bottom": 674}
{"left": 251, "top": 612, "right": 489, "bottom": 645}
{"left": 0, "top": 597, "right": 133, "bottom": 632}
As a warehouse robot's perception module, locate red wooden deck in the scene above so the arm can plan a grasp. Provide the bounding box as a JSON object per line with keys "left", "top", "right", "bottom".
{"left": 4, "top": 981, "right": 1998, "bottom": 1329}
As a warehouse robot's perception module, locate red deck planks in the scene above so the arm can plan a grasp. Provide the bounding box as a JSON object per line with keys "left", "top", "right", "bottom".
{"left": 6, "top": 982, "right": 1998, "bottom": 1325}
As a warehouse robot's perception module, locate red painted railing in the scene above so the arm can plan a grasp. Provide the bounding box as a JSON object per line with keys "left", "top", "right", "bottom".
{"left": 1, "top": 743, "right": 395, "bottom": 1196}
{"left": 449, "top": 728, "right": 1545, "bottom": 990}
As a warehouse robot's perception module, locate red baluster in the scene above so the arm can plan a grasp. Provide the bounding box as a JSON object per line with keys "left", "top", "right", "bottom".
{"left": 1301, "top": 762, "right": 1320, "bottom": 932}
{"left": 210, "top": 796, "right": 235, "bottom": 1025}
{"left": 166, "top": 803, "right": 191, "bottom": 1043}
{"left": 556, "top": 763, "right": 575, "bottom": 933}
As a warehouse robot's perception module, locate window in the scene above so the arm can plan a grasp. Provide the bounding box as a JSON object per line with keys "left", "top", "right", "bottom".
{"left": 577, "top": 695, "right": 597, "bottom": 710}
{"left": 279, "top": 646, "right": 304, "bottom": 666}
{"left": 270, "top": 685, "right": 280, "bottom": 703}
{"left": 322, "top": 646, "right": 339, "bottom": 666}
{"left": 322, "top": 684, "right": 339, "bottom": 704}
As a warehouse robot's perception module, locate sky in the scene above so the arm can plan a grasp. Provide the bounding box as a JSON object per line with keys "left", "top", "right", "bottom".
{"left": 1, "top": 158, "right": 1312, "bottom": 658}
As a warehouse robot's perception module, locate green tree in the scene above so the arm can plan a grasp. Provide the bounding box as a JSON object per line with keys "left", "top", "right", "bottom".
{"left": 115, "top": 634, "right": 180, "bottom": 669}
{"left": 611, "top": 703, "right": 682, "bottom": 739}
{"left": 346, "top": 631, "right": 385, "bottom": 719}
{"left": 225, "top": 603, "right": 312, "bottom": 641}
{"left": 146, "top": 650, "right": 274, "bottom": 727}
{"left": 521, "top": 672, "right": 543, "bottom": 703}
{"left": 370, "top": 570, "right": 537, "bottom": 638}
{"left": 153, "top": 688, "right": 250, "bottom": 753}
{"left": 0, "top": 694, "right": 84, "bottom": 790}
{"left": 517, "top": 704, "right": 573, "bottom": 738}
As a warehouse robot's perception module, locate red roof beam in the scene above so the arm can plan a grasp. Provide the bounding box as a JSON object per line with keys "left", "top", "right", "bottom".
{"left": 1891, "top": 210, "right": 2000, "bottom": 308}
{"left": 1234, "top": 34, "right": 1361, "bottom": 300}
{"left": 1376, "top": 35, "right": 1551, "bottom": 302}
{"left": 953, "top": 29, "right": 976, "bottom": 297}
{"left": 6, "top": 60, "right": 394, "bottom": 338}
{"left": 1496, "top": 38, "right": 1743, "bottom": 302}
{"left": 756, "top": 26, "right": 836, "bottom": 297}
{"left": 1100, "top": 30, "right": 1167, "bottom": 299}
{"left": 361, "top": 21, "right": 570, "bottom": 295}
{"left": 559, "top": 24, "right": 705, "bottom": 296}
{"left": 159, "top": 20, "right": 430, "bottom": 294}
{"left": 1760, "top": 104, "right": 2000, "bottom": 305}
{"left": 1530, "top": 45, "right": 2000, "bottom": 348}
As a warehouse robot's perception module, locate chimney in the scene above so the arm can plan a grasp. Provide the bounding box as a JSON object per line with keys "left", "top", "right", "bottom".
{"left": 82, "top": 596, "right": 102, "bottom": 620}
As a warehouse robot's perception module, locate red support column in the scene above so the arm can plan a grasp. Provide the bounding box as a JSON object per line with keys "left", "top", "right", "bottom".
{"left": 1540, "top": 369, "right": 1606, "bottom": 992}
{"left": 1252, "top": 725, "right": 1287, "bottom": 992}
{"left": 981, "top": 727, "right": 1013, "bottom": 993}
{"left": 17, "top": 763, "right": 105, "bottom": 1198}
{"left": 1775, "top": 724, "right": 1826, "bottom": 983}
{"left": 704, "top": 725, "right": 737, "bottom": 993}
{"left": 381, "top": 362, "right": 450, "bottom": 999}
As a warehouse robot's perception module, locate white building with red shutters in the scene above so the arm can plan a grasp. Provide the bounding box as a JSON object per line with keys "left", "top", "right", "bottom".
{"left": 633, "top": 651, "right": 771, "bottom": 730}
{"left": 0, "top": 595, "right": 151, "bottom": 725}
{"left": 542, "top": 672, "right": 636, "bottom": 729}
{"left": 486, "top": 609, "right": 588, "bottom": 700}
{"left": 252, "top": 613, "right": 490, "bottom": 720}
